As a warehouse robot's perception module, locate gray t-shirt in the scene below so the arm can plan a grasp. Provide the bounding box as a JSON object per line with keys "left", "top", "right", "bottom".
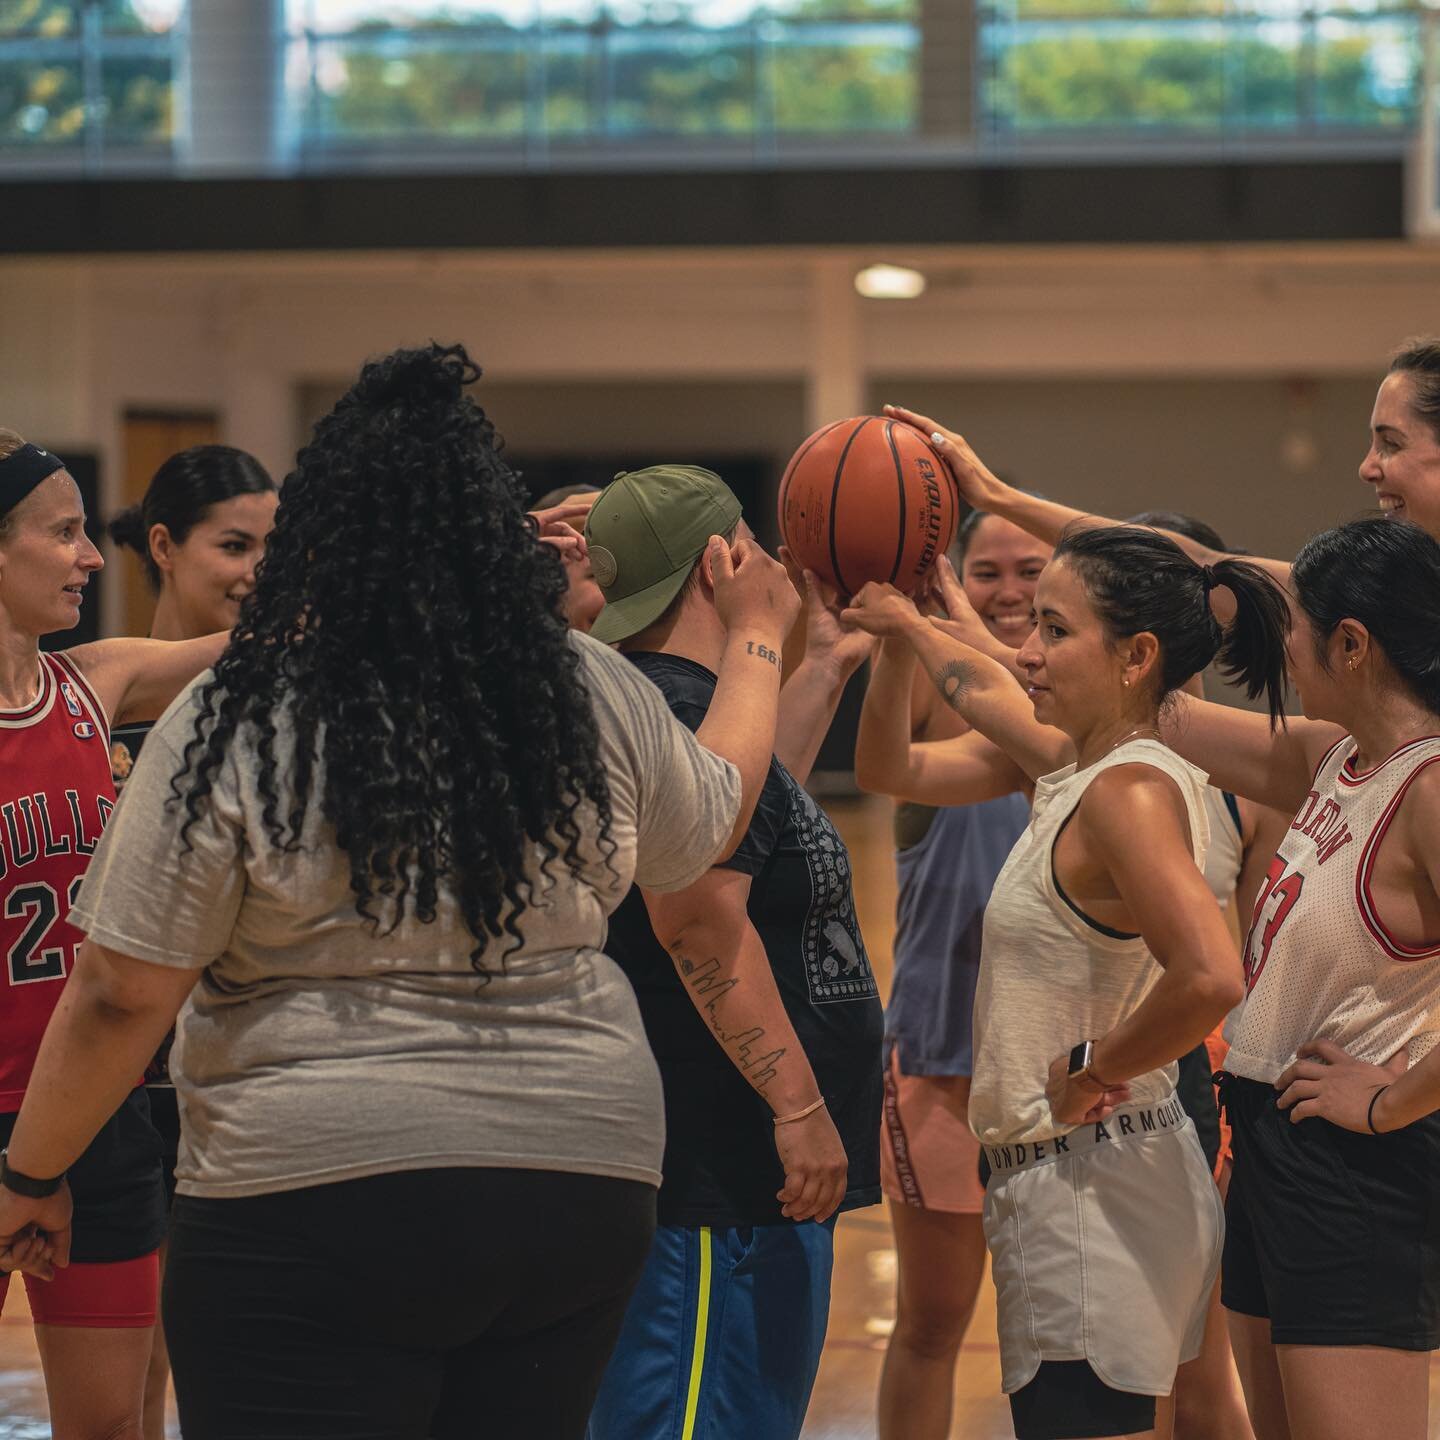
{"left": 70, "top": 632, "right": 740, "bottom": 1199}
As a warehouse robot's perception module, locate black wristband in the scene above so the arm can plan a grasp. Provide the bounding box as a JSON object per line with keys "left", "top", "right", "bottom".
{"left": 1367, "top": 1085, "right": 1392, "bottom": 1136}
{"left": 0, "top": 1148, "right": 65, "bottom": 1198}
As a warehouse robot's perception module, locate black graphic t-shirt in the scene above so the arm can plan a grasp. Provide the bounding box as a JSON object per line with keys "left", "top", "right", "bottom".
{"left": 109, "top": 719, "right": 152, "bottom": 796}
{"left": 607, "top": 652, "right": 883, "bottom": 1227}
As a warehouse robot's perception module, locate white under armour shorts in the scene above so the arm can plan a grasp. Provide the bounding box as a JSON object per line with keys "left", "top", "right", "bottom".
{"left": 981, "top": 1093, "right": 1223, "bottom": 1397}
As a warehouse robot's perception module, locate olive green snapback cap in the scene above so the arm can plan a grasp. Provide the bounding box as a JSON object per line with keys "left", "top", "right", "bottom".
{"left": 585, "top": 465, "right": 743, "bottom": 645}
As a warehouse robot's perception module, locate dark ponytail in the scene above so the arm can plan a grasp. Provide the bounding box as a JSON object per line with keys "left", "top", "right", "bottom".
{"left": 106, "top": 501, "right": 150, "bottom": 554}
{"left": 1209, "top": 555, "right": 1292, "bottom": 729}
{"left": 1292, "top": 517, "right": 1440, "bottom": 715}
{"left": 108, "top": 445, "right": 275, "bottom": 590}
{"left": 1055, "top": 525, "right": 1290, "bottom": 728}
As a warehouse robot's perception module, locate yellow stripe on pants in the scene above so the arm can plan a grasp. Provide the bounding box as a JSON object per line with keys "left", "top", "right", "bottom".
{"left": 681, "top": 1226, "right": 713, "bottom": 1440}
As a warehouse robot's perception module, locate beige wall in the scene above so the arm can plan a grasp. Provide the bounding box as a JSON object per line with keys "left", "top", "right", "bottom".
{"left": 869, "top": 375, "right": 1383, "bottom": 564}
{"left": 297, "top": 377, "right": 807, "bottom": 545}
{"left": 1, "top": 242, "right": 1433, "bottom": 635}
{"left": 302, "top": 372, "right": 1378, "bottom": 566}
{"left": 298, "top": 378, "right": 809, "bottom": 469}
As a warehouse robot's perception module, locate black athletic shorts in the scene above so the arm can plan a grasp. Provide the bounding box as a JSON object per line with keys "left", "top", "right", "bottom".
{"left": 0, "top": 1086, "right": 166, "bottom": 1264}
{"left": 1175, "top": 1042, "right": 1221, "bottom": 1174}
{"left": 1009, "top": 1360, "right": 1156, "bottom": 1440}
{"left": 146, "top": 1085, "right": 181, "bottom": 1211}
{"left": 1220, "top": 1073, "right": 1440, "bottom": 1349}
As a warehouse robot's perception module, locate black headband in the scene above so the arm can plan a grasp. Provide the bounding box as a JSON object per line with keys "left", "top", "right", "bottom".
{"left": 0, "top": 444, "right": 65, "bottom": 517}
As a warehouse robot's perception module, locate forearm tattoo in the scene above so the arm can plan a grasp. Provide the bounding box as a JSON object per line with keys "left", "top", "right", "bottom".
{"left": 744, "top": 640, "right": 781, "bottom": 668}
{"left": 673, "top": 947, "right": 786, "bottom": 1093}
{"left": 933, "top": 659, "right": 976, "bottom": 712}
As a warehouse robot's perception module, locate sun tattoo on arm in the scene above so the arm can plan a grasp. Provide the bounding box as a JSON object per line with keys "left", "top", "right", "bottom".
{"left": 933, "top": 660, "right": 976, "bottom": 713}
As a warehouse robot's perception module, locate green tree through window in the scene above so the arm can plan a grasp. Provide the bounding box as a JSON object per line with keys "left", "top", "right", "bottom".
{"left": 295, "top": 0, "right": 918, "bottom": 142}
{"left": 0, "top": 0, "right": 176, "bottom": 149}
{"left": 991, "top": 21, "right": 1415, "bottom": 132}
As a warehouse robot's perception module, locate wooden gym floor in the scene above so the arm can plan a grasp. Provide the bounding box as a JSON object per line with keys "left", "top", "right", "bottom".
{"left": 2, "top": 794, "right": 1440, "bottom": 1436}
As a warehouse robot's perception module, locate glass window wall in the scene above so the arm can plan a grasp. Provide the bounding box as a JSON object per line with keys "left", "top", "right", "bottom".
{"left": 284, "top": 1, "right": 921, "bottom": 151}
{"left": 983, "top": 2, "right": 1417, "bottom": 137}
{"left": 0, "top": 0, "right": 179, "bottom": 160}
{"left": 0, "top": 0, "right": 1426, "bottom": 175}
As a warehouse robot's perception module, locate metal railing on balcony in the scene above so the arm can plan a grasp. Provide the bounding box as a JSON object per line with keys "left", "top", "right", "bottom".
{"left": 979, "top": 2, "right": 1419, "bottom": 144}
{"left": 0, "top": 0, "right": 1429, "bottom": 176}
{"left": 284, "top": 8, "right": 920, "bottom": 164}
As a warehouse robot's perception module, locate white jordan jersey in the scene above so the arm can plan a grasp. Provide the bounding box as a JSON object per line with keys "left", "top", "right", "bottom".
{"left": 1224, "top": 734, "right": 1440, "bottom": 1084}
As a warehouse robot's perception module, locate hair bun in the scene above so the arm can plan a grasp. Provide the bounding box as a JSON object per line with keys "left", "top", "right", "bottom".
{"left": 351, "top": 343, "right": 481, "bottom": 412}
{"left": 107, "top": 503, "right": 149, "bottom": 554}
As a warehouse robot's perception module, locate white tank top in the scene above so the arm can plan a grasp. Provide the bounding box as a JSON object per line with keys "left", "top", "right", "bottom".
{"left": 1202, "top": 786, "right": 1244, "bottom": 909}
{"left": 969, "top": 739, "right": 1210, "bottom": 1147}
{"left": 1224, "top": 733, "right": 1440, "bottom": 1084}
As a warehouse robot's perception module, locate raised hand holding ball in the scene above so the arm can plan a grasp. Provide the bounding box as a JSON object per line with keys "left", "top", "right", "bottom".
{"left": 839, "top": 581, "right": 926, "bottom": 640}
{"left": 778, "top": 416, "right": 959, "bottom": 597}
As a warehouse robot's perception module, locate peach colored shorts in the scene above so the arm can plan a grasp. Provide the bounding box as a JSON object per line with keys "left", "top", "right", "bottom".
{"left": 1205, "top": 1025, "right": 1232, "bottom": 1175}
{"left": 880, "top": 1049, "right": 985, "bottom": 1215}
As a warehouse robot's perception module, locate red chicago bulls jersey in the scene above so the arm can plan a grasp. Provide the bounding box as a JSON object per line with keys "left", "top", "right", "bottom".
{"left": 1225, "top": 733, "right": 1440, "bottom": 1085}
{"left": 0, "top": 652, "right": 114, "bottom": 1111}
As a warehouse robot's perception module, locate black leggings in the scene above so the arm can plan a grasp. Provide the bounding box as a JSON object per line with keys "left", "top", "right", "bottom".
{"left": 164, "top": 1167, "right": 656, "bottom": 1440}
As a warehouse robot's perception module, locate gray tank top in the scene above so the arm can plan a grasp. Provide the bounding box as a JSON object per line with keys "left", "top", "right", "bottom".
{"left": 887, "top": 792, "right": 1030, "bottom": 1076}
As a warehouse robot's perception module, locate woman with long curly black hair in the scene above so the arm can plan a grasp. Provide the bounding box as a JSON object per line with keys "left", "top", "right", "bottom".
{"left": 0, "top": 343, "right": 798, "bottom": 1439}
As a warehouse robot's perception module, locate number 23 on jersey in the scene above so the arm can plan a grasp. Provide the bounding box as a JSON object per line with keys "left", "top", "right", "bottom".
{"left": 1243, "top": 855, "right": 1305, "bottom": 993}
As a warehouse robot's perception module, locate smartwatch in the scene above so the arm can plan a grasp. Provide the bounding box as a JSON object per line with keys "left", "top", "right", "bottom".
{"left": 0, "top": 1148, "right": 65, "bottom": 1199}
{"left": 1067, "top": 1040, "right": 1107, "bottom": 1090}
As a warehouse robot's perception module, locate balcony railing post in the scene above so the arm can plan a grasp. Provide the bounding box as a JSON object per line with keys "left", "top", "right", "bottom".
{"left": 81, "top": 0, "right": 105, "bottom": 172}
{"left": 527, "top": 10, "right": 548, "bottom": 163}
{"left": 921, "top": 0, "right": 976, "bottom": 143}
{"left": 1301, "top": 2, "right": 1319, "bottom": 133}
{"left": 754, "top": 10, "right": 775, "bottom": 163}
{"left": 597, "top": 9, "right": 616, "bottom": 139}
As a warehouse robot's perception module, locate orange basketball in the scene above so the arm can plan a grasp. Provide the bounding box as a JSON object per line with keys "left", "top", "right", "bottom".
{"left": 778, "top": 416, "right": 959, "bottom": 596}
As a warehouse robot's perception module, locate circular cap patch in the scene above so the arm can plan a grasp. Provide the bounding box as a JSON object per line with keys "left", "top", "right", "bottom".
{"left": 590, "top": 544, "right": 618, "bottom": 589}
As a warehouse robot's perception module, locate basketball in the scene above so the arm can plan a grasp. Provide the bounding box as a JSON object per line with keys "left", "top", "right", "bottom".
{"left": 778, "top": 416, "right": 959, "bottom": 596}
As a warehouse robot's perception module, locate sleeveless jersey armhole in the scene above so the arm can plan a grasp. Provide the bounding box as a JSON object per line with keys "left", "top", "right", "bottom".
{"left": 1050, "top": 807, "right": 1140, "bottom": 942}
{"left": 49, "top": 651, "right": 111, "bottom": 749}
{"left": 1355, "top": 754, "right": 1440, "bottom": 962}
{"left": 1310, "top": 733, "right": 1353, "bottom": 788}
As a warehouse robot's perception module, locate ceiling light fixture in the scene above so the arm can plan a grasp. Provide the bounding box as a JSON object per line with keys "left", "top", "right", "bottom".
{"left": 854, "top": 264, "right": 927, "bottom": 300}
